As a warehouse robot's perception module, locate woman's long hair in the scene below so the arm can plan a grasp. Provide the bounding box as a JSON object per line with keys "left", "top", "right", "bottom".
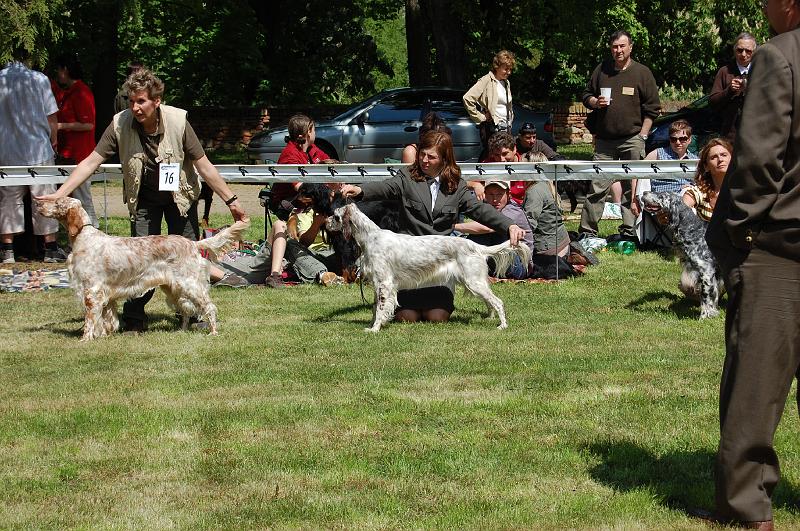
{"left": 408, "top": 131, "right": 461, "bottom": 194}
{"left": 694, "top": 137, "right": 733, "bottom": 195}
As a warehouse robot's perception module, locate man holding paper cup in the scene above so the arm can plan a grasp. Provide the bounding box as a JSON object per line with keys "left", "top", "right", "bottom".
{"left": 579, "top": 29, "right": 661, "bottom": 245}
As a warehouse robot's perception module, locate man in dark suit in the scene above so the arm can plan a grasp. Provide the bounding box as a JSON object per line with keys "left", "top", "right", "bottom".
{"left": 702, "top": 2, "right": 800, "bottom": 529}
{"left": 709, "top": 32, "right": 757, "bottom": 141}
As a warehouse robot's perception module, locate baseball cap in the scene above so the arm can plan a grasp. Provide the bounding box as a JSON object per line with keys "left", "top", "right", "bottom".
{"left": 483, "top": 179, "right": 510, "bottom": 191}
{"left": 519, "top": 122, "right": 537, "bottom": 134}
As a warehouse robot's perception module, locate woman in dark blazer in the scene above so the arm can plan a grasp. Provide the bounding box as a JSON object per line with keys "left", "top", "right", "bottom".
{"left": 341, "top": 131, "right": 525, "bottom": 324}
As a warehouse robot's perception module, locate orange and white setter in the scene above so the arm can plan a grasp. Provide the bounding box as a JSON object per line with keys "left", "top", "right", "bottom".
{"left": 35, "top": 197, "right": 248, "bottom": 340}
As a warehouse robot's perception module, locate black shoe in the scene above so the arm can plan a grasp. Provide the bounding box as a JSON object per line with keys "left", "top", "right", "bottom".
{"left": 606, "top": 233, "right": 639, "bottom": 246}
{"left": 122, "top": 319, "right": 148, "bottom": 334}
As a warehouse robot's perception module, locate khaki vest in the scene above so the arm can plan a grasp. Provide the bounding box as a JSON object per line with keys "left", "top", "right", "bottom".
{"left": 113, "top": 105, "right": 201, "bottom": 217}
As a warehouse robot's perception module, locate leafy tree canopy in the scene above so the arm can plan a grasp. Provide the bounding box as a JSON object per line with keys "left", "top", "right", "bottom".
{"left": 2, "top": 0, "right": 771, "bottom": 107}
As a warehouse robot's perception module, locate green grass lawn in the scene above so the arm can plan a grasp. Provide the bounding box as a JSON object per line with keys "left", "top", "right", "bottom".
{"left": 2, "top": 219, "right": 800, "bottom": 529}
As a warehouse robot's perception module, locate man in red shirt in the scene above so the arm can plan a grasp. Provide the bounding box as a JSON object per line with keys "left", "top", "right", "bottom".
{"left": 54, "top": 55, "right": 97, "bottom": 226}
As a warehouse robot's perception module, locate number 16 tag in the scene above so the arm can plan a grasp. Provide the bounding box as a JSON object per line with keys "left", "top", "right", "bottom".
{"left": 159, "top": 163, "right": 180, "bottom": 192}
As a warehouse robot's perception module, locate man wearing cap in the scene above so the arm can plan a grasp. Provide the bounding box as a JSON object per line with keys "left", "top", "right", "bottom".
{"left": 454, "top": 179, "right": 534, "bottom": 278}
{"left": 516, "top": 122, "right": 563, "bottom": 160}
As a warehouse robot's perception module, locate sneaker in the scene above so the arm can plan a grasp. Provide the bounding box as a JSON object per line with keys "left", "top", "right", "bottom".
{"left": 265, "top": 273, "right": 285, "bottom": 288}
{"left": 44, "top": 247, "right": 68, "bottom": 263}
{"left": 122, "top": 319, "right": 148, "bottom": 335}
{"left": 214, "top": 272, "right": 249, "bottom": 288}
{"left": 606, "top": 233, "right": 639, "bottom": 247}
{"left": 1, "top": 249, "right": 14, "bottom": 264}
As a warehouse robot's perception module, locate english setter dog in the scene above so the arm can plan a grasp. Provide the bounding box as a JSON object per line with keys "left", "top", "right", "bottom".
{"left": 641, "top": 190, "right": 723, "bottom": 319}
{"left": 36, "top": 197, "right": 249, "bottom": 340}
{"left": 326, "top": 203, "right": 531, "bottom": 332}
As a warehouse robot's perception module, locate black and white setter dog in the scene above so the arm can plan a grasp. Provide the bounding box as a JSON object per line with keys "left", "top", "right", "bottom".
{"left": 326, "top": 203, "right": 532, "bottom": 332}
{"left": 294, "top": 183, "right": 399, "bottom": 282}
{"left": 640, "top": 190, "right": 723, "bottom": 319}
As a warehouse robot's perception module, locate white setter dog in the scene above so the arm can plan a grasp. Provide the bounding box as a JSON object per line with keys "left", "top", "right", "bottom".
{"left": 326, "top": 203, "right": 531, "bottom": 332}
{"left": 36, "top": 197, "right": 248, "bottom": 340}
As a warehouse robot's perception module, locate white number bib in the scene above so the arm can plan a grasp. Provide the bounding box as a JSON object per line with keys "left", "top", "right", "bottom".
{"left": 159, "top": 163, "right": 180, "bottom": 192}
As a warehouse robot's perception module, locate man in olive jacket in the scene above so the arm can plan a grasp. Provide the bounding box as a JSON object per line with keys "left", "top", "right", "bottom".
{"left": 703, "top": 2, "right": 800, "bottom": 528}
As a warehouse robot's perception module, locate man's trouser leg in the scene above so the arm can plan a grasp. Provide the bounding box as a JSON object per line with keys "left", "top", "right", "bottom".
{"left": 285, "top": 239, "right": 327, "bottom": 283}
{"left": 579, "top": 142, "right": 614, "bottom": 236}
{"left": 715, "top": 248, "right": 800, "bottom": 523}
{"left": 614, "top": 134, "right": 645, "bottom": 237}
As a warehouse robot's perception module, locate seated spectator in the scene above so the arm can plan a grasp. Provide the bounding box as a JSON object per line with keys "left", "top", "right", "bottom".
{"left": 269, "top": 114, "right": 335, "bottom": 221}
{"left": 632, "top": 119, "right": 698, "bottom": 247}
{"left": 401, "top": 112, "right": 451, "bottom": 163}
{"left": 454, "top": 179, "right": 534, "bottom": 278}
{"left": 682, "top": 138, "right": 733, "bottom": 222}
{"left": 521, "top": 152, "right": 571, "bottom": 258}
{"left": 516, "top": 122, "right": 563, "bottom": 160}
{"left": 481, "top": 131, "right": 526, "bottom": 205}
{"left": 212, "top": 189, "right": 341, "bottom": 288}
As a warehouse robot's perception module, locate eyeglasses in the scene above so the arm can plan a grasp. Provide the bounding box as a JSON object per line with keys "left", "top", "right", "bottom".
{"left": 669, "top": 135, "right": 690, "bottom": 143}
{"left": 735, "top": 47, "right": 754, "bottom": 55}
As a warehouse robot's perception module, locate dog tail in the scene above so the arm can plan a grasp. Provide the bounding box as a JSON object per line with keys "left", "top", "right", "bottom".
{"left": 482, "top": 241, "right": 533, "bottom": 278}
{"left": 195, "top": 219, "right": 250, "bottom": 262}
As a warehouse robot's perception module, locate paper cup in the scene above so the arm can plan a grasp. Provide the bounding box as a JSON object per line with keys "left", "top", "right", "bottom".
{"left": 600, "top": 87, "right": 612, "bottom": 101}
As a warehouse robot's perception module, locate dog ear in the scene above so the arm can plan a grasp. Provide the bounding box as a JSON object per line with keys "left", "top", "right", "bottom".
{"left": 65, "top": 206, "right": 83, "bottom": 238}
{"left": 342, "top": 206, "right": 352, "bottom": 240}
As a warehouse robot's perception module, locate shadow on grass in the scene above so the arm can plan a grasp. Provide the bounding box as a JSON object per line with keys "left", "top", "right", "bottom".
{"left": 626, "top": 290, "right": 703, "bottom": 319}
{"left": 310, "top": 303, "right": 492, "bottom": 327}
{"left": 27, "top": 311, "right": 191, "bottom": 338}
{"left": 585, "top": 440, "right": 800, "bottom": 515}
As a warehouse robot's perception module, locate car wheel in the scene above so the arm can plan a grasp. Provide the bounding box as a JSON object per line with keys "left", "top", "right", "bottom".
{"left": 315, "top": 139, "right": 339, "bottom": 161}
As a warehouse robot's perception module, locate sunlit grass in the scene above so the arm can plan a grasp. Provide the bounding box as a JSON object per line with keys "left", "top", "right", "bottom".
{"left": 2, "top": 218, "right": 800, "bottom": 528}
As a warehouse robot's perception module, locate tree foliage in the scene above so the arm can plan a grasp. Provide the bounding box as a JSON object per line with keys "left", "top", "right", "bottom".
{"left": 0, "top": 0, "right": 64, "bottom": 66}
{"left": 3, "top": 0, "right": 771, "bottom": 108}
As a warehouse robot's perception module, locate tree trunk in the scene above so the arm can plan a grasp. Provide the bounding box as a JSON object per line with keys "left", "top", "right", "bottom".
{"left": 91, "top": 0, "right": 119, "bottom": 142}
{"left": 427, "top": 0, "right": 467, "bottom": 88}
{"left": 405, "top": 0, "right": 432, "bottom": 87}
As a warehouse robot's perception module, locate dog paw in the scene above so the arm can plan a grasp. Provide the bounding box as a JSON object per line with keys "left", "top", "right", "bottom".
{"left": 364, "top": 327, "right": 380, "bottom": 333}
{"left": 700, "top": 308, "right": 720, "bottom": 319}
{"left": 496, "top": 323, "right": 508, "bottom": 330}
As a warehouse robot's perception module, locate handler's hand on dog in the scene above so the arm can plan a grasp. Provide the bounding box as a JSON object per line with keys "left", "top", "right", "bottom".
{"left": 226, "top": 200, "right": 247, "bottom": 222}
{"left": 508, "top": 224, "right": 525, "bottom": 246}
{"left": 631, "top": 196, "right": 641, "bottom": 217}
{"left": 34, "top": 190, "right": 67, "bottom": 202}
{"left": 341, "top": 185, "right": 361, "bottom": 199}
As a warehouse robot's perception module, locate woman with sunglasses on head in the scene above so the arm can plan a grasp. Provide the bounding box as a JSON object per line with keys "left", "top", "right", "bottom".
{"left": 631, "top": 119, "right": 698, "bottom": 218}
